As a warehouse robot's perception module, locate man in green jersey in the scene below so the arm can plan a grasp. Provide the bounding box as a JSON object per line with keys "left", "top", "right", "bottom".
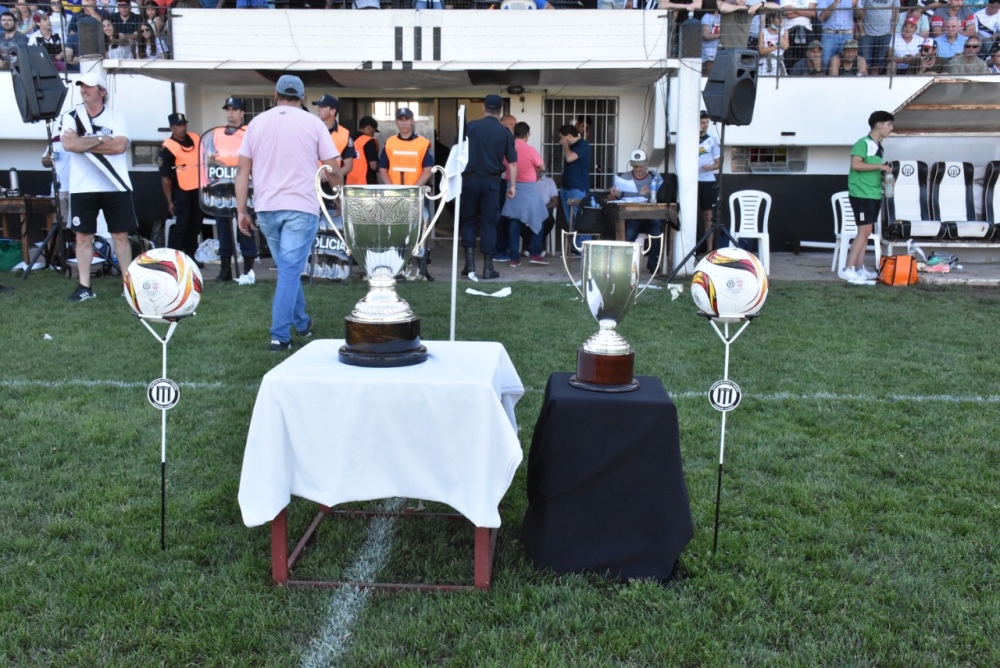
{"left": 843, "top": 110, "right": 894, "bottom": 285}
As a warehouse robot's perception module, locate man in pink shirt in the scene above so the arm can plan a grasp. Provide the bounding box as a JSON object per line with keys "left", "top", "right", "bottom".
{"left": 236, "top": 74, "right": 340, "bottom": 352}
{"left": 501, "top": 122, "right": 550, "bottom": 266}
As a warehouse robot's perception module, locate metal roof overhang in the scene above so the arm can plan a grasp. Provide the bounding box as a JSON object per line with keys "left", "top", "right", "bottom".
{"left": 105, "top": 59, "right": 671, "bottom": 90}
{"left": 891, "top": 77, "right": 1000, "bottom": 135}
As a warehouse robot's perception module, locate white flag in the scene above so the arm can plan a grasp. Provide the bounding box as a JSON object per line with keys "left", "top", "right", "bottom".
{"left": 444, "top": 139, "right": 468, "bottom": 202}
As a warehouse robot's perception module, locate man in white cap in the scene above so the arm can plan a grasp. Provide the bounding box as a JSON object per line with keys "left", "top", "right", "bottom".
{"left": 60, "top": 70, "right": 137, "bottom": 302}
{"left": 236, "top": 74, "right": 340, "bottom": 352}
{"left": 606, "top": 148, "right": 663, "bottom": 273}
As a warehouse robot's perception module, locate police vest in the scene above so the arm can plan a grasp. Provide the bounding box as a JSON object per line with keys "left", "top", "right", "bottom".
{"left": 346, "top": 134, "right": 376, "bottom": 185}
{"left": 384, "top": 135, "right": 430, "bottom": 186}
{"left": 162, "top": 133, "right": 201, "bottom": 191}
{"left": 212, "top": 126, "right": 244, "bottom": 167}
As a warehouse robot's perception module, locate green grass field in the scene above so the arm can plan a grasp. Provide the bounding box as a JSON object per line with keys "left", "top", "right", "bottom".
{"left": 2, "top": 271, "right": 999, "bottom": 667}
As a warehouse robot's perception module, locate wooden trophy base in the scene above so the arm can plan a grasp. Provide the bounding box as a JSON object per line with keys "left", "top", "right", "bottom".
{"left": 569, "top": 348, "right": 640, "bottom": 393}
{"left": 339, "top": 317, "right": 427, "bottom": 367}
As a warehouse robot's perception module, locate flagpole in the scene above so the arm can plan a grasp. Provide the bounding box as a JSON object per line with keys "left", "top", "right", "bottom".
{"left": 448, "top": 105, "right": 467, "bottom": 342}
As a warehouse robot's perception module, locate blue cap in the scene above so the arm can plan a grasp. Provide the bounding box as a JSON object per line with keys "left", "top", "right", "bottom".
{"left": 222, "top": 96, "right": 244, "bottom": 110}
{"left": 396, "top": 107, "right": 414, "bottom": 119}
{"left": 484, "top": 94, "right": 503, "bottom": 111}
{"left": 312, "top": 94, "right": 340, "bottom": 109}
{"left": 275, "top": 74, "right": 305, "bottom": 100}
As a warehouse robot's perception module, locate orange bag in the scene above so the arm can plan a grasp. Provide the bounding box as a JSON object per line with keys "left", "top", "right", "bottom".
{"left": 878, "top": 254, "right": 918, "bottom": 286}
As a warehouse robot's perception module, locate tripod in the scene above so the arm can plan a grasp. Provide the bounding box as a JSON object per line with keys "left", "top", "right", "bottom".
{"left": 659, "top": 121, "right": 736, "bottom": 285}
{"left": 22, "top": 119, "right": 70, "bottom": 280}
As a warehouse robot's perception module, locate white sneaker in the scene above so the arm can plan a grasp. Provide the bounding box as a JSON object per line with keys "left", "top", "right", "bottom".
{"left": 859, "top": 266, "right": 878, "bottom": 280}
{"left": 838, "top": 267, "right": 859, "bottom": 282}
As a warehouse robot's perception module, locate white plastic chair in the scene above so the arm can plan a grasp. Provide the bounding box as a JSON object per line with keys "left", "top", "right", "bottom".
{"left": 830, "top": 191, "right": 881, "bottom": 272}
{"left": 728, "top": 189, "right": 771, "bottom": 274}
{"left": 501, "top": 0, "right": 536, "bottom": 7}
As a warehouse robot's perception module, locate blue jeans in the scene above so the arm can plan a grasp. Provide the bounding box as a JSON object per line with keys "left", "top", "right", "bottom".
{"left": 559, "top": 188, "right": 587, "bottom": 231}
{"left": 508, "top": 218, "right": 543, "bottom": 258}
{"left": 624, "top": 219, "right": 663, "bottom": 268}
{"left": 256, "top": 210, "right": 318, "bottom": 343}
{"left": 821, "top": 31, "right": 852, "bottom": 69}
{"left": 859, "top": 33, "right": 891, "bottom": 73}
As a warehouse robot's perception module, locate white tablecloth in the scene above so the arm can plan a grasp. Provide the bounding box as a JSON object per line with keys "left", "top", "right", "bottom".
{"left": 238, "top": 340, "right": 525, "bottom": 529}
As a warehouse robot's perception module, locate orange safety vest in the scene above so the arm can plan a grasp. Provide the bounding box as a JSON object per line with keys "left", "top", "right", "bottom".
{"left": 346, "top": 134, "right": 376, "bottom": 185}
{"left": 212, "top": 126, "right": 244, "bottom": 167}
{"left": 318, "top": 124, "right": 351, "bottom": 170}
{"left": 162, "top": 132, "right": 201, "bottom": 191}
{"left": 384, "top": 134, "right": 430, "bottom": 186}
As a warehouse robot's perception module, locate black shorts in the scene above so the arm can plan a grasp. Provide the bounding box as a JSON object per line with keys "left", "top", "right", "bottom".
{"left": 698, "top": 181, "right": 719, "bottom": 212}
{"left": 848, "top": 196, "right": 880, "bottom": 227}
{"left": 70, "top": 191, "right": 139, "bottom": 235}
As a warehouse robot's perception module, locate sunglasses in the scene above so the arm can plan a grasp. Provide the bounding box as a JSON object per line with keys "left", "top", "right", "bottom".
{"left": 965, "top": 43, "right": 981, "bottom": 49}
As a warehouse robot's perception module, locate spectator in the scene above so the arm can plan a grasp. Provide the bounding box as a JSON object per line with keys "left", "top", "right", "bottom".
{"left": 897, "top": 7, "right": 931, "bottom": 37}
{"left": 719, "top": 0, "right": 776, "bottom": 50}
{"left": 102, "top": 18, "right": 129, "bottom": 57}
{"left": 606, "top": 149, "right": 663, "bottom": 273}
{"left": 989, "top": 44, "right": 1000, "bottom": 70}
{"left": 972, "top": 0, "right": 1000, "bottom": 52}
{"left": 757, "top": 12, "right": 788, "bottom": 74}
{"left": 142, "top": 1, "right": 164, "bottom": 37}
{"left": 575, "top": 115, "right": 594, "bottom": 141}
{"left": 63, "top": 32, "right": 81, "bottom": 72}
{"left": 69, "top": 0, "right": 109, "bottom": 35}
{"left": 1, "top": 12, "right": 29, "bottom": 70}
{"left": 818, "top": 0, "right": 856, "bottom": 68}
{"left": 500, "top": 122, "right": 550, "bottom": 267}
{"left": 110, "top": 0, "right": 141, "bottom": 45}
{"left": 780, "top": 0, "right": 817, "bottom": 64}
{"left": 930, "top": 0, "right": 976, "bottom": 36}
{"left": 935, "top": 15, "right": 968, "bottom": 56}
{"left": 858, "top": 0, "right": 899, "bottom": 74}
{"left": 888, "top": 15, "right": 924, "bottom": 73}
{"left": 31, "top": 13, "right": 66, "bottom": 71}
{"left": 789, "top": 38, "right": 826, "bottom": 73}
{"left": 133, "top": 20, "right": 166, "bottom": 59}
{"left": 48, "top": 0, "right": 73, "bottom": 42}
{"left": 557, "top": 123, "right": 591, "bottom": 245}
{"left": 536, "top": 170, "right": 559, "bottom": 253}
{"left": 947, "top": 35, "right": 989, "bottom": 69}
{"left": 353, "top": 0, "right": 382, "bottom": 8}
{"left": 13, "top": 1, "right": 36, "bottom": 35}
{"left": 914, "top": 37, "right": 946, "bottom": 72}
{"left": 697, "top": 111, "right": 721, "bottom": 252}
{"left": 702, "top": 10, "right": 721, "bottom": 75}
{"left": 829, "top": 37, "right": 869, "bottom": 73}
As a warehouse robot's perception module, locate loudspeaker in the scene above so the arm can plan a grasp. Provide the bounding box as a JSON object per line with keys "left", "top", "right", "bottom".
{"left": 11, "top": 45, "right": 68, "bottom": 123}
{"left": 702, "top": 49, "right": 758, "bottom": 126}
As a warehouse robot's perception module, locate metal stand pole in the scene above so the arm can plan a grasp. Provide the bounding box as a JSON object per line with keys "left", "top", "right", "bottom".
{"left": 22, "top": 120, "right": 69, "bottom": 280}
{"left": 138, "top": 318, "right": 179, "bottom": 550}
{"left": 707, "top": 318, "right": 750, "bottom": 555}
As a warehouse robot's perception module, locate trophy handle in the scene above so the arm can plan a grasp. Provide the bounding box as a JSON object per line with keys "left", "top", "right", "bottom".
{"left": 561, "top": 230, "right": 585, "bottom": 300}
{"left": 414, "top": 165, "right": 449, "bottom": 255}
{"left": 636, "top": 232, "right": 665, "bottom": 298}
{"left": 315, "top": 165, "right": 351, "bottom": 256}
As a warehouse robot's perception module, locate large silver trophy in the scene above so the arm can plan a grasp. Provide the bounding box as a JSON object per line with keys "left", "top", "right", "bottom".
{"left": 316, "top": 165, "right": 447, "bottom": 367}
{"left": 561, "top": 233, "right": 662, "bottom": 391}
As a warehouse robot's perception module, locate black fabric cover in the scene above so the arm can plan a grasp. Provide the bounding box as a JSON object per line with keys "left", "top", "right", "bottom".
{"left": 522, "top": 373, "right": 694, "bottom": 582}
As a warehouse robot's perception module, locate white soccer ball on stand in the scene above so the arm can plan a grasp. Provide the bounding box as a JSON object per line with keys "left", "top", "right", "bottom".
{"left": 691, "top": 247, "right": 768, "bottom": 323}
{"left": 124, "top": 248, "right": 203, "bottom": 323}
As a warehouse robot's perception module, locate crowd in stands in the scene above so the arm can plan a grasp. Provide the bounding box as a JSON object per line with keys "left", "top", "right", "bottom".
{"left": 0, "top": 0, "right": 171, "bottom": 70}
{"left": 3, "top": 0, "right": 999, "bottom": 73}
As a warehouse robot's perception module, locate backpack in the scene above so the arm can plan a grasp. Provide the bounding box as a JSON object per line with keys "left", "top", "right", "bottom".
{"left": 878, "top": 254, "right": 918, "bottom": 286}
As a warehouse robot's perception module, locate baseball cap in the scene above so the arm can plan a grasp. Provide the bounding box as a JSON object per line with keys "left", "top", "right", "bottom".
{"left": 629, "top": 149, "right": 648, "bottom": 167}
{"left": 922, "top": 37, "right": 936, "bottom": 48}
{"left": 396, "top": 107, "right": 414, "bottom": 119}
{"left": 699, "top": 110, "right": 710, "bottom": 119}
{"left": 807, "top": 39, "right": 822, "bottom": 48}
{"left": 167, "top": 112, "right": 188, "bottom": 126}
{"left": 275, "top": 74, "right": 305, "bottom": 100}
{"left": 904, "top": 16, "right": 918, "bottom": 25}
{"left": 484, "top": 94, "right": 503, "bottom": 111}
{"left": 222, "top": 96, "right": 244, "bottom": 110}
{"left": 843, "top": 39, "right": 859, "bottom": 49}
{"left": 312, "top": 94, "right": 340, "bottom": 109}
{"left": 76, "top": 71, "right": 107, "bottom": 89}
{"left": 358, "top": 115, "right": 379, "bottom": 131}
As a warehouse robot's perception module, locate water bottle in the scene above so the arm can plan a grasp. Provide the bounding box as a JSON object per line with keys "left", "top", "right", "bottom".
{"left": 882, "top": 171, "right": 894, "bottom": 199}
{"left": 650, "top": 173, "right": 662, "bottom": 203}
{"left": 589, "top": 195, "right": 597, "bottom": 208}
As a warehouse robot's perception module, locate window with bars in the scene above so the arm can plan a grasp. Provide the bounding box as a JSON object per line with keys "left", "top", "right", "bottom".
{"left": 730, "top": 147, "right": 807, "bottom": 174}
{"left": 542, "top": 97, "right": 619, "bottom": 192}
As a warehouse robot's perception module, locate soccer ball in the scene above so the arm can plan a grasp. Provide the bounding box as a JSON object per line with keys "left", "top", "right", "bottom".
{"left": 124, "top": 249, "right": 203, "bottom": 322}
{"left": 691, "top": 247, "right": 768, "bottom": 323}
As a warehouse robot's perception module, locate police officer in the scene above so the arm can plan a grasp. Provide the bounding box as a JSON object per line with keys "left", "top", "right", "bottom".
{"left": 159, "top": 112, "right": 203, "bottom": 262}
{"left": 312, "top": 94, "right": 357, "bottom": 180}
{"left": 347, "top": 116, "right": 380, "bottom": 185}
{"left": 206, "top": 97, "right": 259, "bottom": 282}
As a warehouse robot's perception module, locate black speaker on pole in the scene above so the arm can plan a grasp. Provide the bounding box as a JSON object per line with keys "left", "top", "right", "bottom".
{"left": 11, "top": 45, "right": 68, "bottom": 123}
{"left": 702, "top": 49, "right": 758, "bottom": 126}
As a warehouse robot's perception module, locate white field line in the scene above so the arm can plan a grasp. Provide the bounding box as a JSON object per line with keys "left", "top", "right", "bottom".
{"left": 3, "top": 379, "right": 1000, "bottom": 404}
{"left": 300, "top": 497, "right": 404, "bottom": 668}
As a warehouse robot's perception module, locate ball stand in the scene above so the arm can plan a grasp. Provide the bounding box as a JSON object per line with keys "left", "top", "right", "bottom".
{"left": 136, "top": 313, "right": 193, "bottom": 550}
